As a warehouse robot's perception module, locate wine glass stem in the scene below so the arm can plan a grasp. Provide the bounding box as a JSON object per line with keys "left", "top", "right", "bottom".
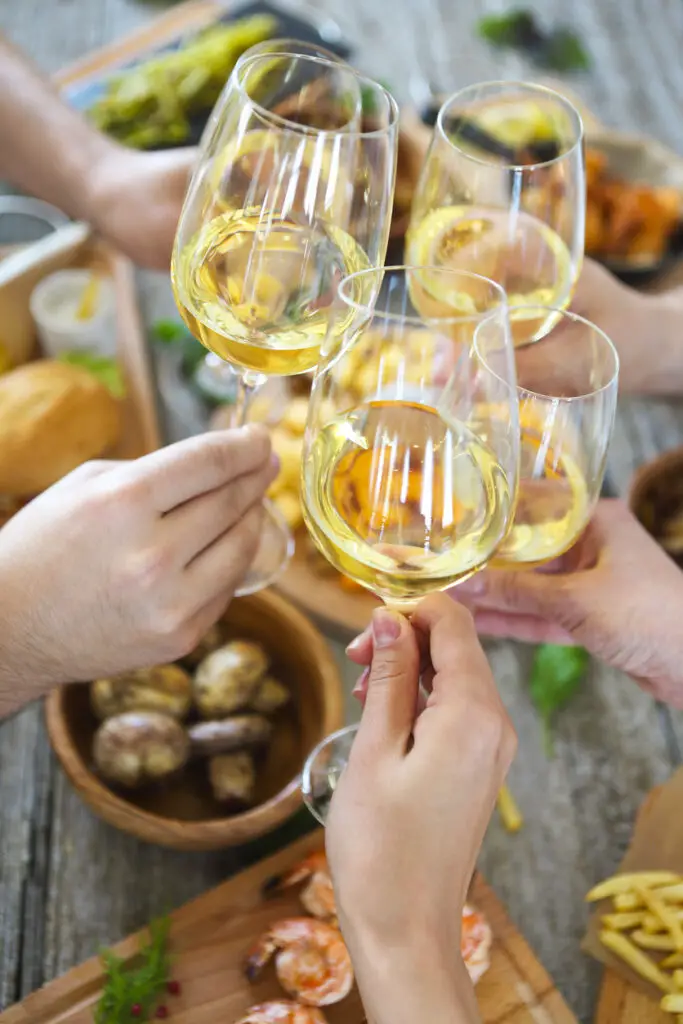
{"left": 231, "top": 370, "right": 267, "bottom": 428}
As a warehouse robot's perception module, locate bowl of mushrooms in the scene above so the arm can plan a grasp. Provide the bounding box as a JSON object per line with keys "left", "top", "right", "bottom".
{"left": 45, "top": 590, "right": 344, "bottom": 850}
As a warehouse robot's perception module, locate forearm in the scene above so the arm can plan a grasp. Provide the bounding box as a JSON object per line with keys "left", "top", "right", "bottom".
{"left": 0, "top": 584, "right": 56, "bottom": 720}
{"left": 351, "top": 940, "right": 480, "bottom": 1024}
{"left": 0, "top": 34, "right": 113, "bottom": 220}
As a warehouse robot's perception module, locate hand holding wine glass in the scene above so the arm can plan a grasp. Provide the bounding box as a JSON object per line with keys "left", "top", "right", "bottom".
{"left": 301, "top": 265, "right": 519, "bottom": 822}
{"left": 171, "top": 50, "right": 398, "bottom": 593}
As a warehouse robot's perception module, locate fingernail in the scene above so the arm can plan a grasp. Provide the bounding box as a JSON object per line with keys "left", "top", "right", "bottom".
{"left": 352, "top": 667, "right": 370, "bottom": 700}
{"left": 346, "top": 625, "right": 371, "bottom": 655}
{"left": 371, "top": 608, "right": 402, "bottom": 648}
{"left": 269, "top": 452, "right": 281, "bottom": 474}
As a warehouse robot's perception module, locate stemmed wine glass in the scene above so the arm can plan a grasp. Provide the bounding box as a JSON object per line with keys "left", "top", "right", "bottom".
{"left": 490, "top": 306, "right": 619, "bottom": 567}
{"left": 299, "top": 266, "right": 520, "bottom": 822}
{"left": 406, "top": 81, "right": 585, "bottom": 348}
{"left": 171, "top": 51, "right": 399, "bottom": 593}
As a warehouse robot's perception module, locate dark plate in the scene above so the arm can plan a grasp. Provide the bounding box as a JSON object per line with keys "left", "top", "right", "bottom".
{"left": 65, "top": 1, "right": 352, "bottom": 150}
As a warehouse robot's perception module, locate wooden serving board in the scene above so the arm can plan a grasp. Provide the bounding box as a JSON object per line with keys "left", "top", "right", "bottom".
{"left": 0, "top": 830, "right": 577, "bottom": 1023}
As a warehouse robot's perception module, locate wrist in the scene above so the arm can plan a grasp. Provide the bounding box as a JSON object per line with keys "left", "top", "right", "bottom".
{"left": 345, "top": 928, "right": 478, "bottom": 1024}
{"left": 618, "top": 287, "right": 683, "bottom": 396}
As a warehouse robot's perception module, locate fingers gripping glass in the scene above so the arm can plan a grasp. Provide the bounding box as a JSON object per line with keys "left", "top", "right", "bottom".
{"left": 299, "top": 265, "right": 519, "bottom": 822}
{"left": 171, "top": 49, "right": 399, "bottom": 593}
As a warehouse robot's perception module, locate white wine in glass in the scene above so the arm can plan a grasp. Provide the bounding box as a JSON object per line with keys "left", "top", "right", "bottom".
{"left": 300, "top": 266, "right": 520, "bottom": 823}
{"left": 407, "top": 81, "right": 585, "bottom": 348}
{"left": 171, "top": 50, "right": 399, "bottom": 593}
{"left": 490, "top": 306, "right": 619, "bottom": 567}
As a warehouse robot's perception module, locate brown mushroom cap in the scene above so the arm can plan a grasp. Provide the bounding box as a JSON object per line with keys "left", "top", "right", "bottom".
{"left": 193, "top": 641, "right": 269, "bottom": 718}
{"left": 188, "top": 714, "right": 272, "bottom": 757}
{"left": 209, "top": 752, "right": 256, "bottom": 804}
{"left": 91, "top": 665, "right": 192, "bottom": 721}
{"left": 93, "top": 711, "right": 189, "bottom": 788}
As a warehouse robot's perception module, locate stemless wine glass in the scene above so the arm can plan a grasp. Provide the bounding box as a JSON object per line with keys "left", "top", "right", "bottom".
{"left": 300, "top": 266, "right": 520, "bottom": 823}
{"left": 171, "top": 52, "right": 399, "bottom": 593}
{"left": 489, "top": 306, "right": 618, "bottom": 567}
{"left": 406, "top": 81, "right": 585, "bottom": 348}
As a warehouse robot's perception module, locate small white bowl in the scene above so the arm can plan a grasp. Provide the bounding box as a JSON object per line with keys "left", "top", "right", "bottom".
{"left": 30, "top": 268, "right": 116, "bottom": 358}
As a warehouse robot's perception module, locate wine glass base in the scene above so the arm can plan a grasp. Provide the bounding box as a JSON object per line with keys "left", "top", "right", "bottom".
{"left": 301, "top": 723, "right": 358, "bottom": 825}
{"left": 234, "top": 498, "right": 295, "bottom": 597}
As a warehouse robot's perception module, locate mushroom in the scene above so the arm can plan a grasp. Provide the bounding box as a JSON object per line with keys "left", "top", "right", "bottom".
{"left": 209, "top": 752, "right": 256, "bottom": 804}
{"left": 93, "top": 712, "right": 189, "bottom": 788}
{"left": 193, "top": 641, "right": 268, "bottom": 718}
{"left": 91, "top": 664, "right": 192, "bottom": 721}
{"left": 188, "top": 714, "right": 272, "bottom": 757}
{"left": 250, "top": 676, "right": 290, "bottom": 715}
{"left": 180, "top": 622, "right": 224, "bottom": 669}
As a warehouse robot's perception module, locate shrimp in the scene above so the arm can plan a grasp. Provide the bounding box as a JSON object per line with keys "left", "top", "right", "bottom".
{"left": 235, "top": 1000, "right": 328, "bottom": 1024}
{"left": 244, "top": 917, "right": 353, "bottom": 1006}
{"left": 264, "top": 851, "right": 337, "bottom": 923}
{"left": 462, "top": 903, "right": 492, "bottom": 985}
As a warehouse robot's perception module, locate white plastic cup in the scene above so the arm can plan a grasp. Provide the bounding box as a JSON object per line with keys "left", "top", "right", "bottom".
{"left": 29, "top": 269, "right": 117, "bottom": 358}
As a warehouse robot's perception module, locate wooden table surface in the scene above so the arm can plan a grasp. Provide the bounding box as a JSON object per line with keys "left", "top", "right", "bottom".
{"left": 2, "top": 1, "right": 683, "bottom": 1021}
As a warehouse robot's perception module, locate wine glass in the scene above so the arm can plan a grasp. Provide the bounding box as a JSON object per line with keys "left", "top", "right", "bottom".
{"left": 171, "top": 52, "right": 399, "bottom": 593}
{"left": 299, "top": 266, "right": 519, "bottom": 823}
{"left": 490, "top": 306, "right": 619, "bottom": 567}
{"left": 406, "top": 81, "right": 585, "bottom": 348}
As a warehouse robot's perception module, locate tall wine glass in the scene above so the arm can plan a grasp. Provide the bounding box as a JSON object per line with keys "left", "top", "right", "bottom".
{"left": 171, "top": 52, "right": 399, "bottom": 593}
{"left": 299, "top": 266, "right": 519, "bottom": 823}
{"left": 406, "top": 81, "right": 585, "bottom": 348}
{"left": 490, "top": 307, "right": 619, "bottom": 567}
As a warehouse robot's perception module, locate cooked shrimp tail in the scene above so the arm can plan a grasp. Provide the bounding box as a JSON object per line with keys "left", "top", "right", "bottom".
{"left": 235, "top": 1000, "right": 328, "bottom": 1023}
{"left": 263, "top": 852, "right": 337, "bottom": 922}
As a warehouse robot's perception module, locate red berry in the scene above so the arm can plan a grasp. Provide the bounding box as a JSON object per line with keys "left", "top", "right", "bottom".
{"left": 131, "top": 1006, "right": 142, "bottom": 1018}
{"left": 167, "top": 980, "right": 181, "bottom": 996}
{"left": 156, "top": 1007, "right": 169, "bottom": 1019}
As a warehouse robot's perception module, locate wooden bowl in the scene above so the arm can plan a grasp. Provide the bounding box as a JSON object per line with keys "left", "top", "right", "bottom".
{"left": 45, "top": 590, "right": 344, "bottom": 851}
{"left": 628, "top": 446, "right": 683, "bottom": 567}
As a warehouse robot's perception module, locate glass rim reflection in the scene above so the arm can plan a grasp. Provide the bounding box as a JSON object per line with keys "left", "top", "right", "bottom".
{"left": 336, "top": 264, "right": 509, "bottom": 327}
{"left": 301, "top": 723, "right": 358, "bottom": 812}
{"left": 235, "top": 51, "right": 400, "bottom": 140}
{"left": 436, "top": 79, "right": 584, "bottom": 172}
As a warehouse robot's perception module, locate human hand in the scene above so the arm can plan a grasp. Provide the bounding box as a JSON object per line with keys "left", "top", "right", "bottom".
{"left": 0, "top": 426, "right": 276, "bottom": 702}
{"left": 456, "top": 500, "right": 683, "bottom": 708}
{"left": 87, "top": 144, "right": 195, "bottom": 270}
{"left": 570, "top": 258, "right": 682, "bottom": 396}
{"left": 327, "top": 595, "right": 516, "bottom": 1024}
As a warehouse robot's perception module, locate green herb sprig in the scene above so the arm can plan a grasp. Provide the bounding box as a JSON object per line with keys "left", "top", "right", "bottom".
{"left": 59, "top": 351, "right": 126, "bottom": 399}
{"left": 530, "top": 644, "right": 589, "bottom": 757}
{"left": 95, "top": 916, "right": 171, "bottom": 1023}
{"left": 477, "top": 10, "right": 590, "bottom": 72}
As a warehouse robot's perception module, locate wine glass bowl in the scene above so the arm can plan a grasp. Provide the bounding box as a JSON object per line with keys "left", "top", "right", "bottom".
{"left": 171, "top": 50, "right": 398, "bottom": 594}
{"left": 300, "top": 266, "right": 519, "bottom": 612}
{"left": 491, "top": 306, "right": 619, "bottom": 567}
{"left": 407, "top": 81, "right": 585, "bottom": 348}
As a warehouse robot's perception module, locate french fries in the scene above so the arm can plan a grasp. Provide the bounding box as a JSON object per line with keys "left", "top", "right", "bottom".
{"left": 497, "top": 783, "right": 523, "bottom": 833}
{"left": 588, "top": 871, "right": 683, "bottom": 1012}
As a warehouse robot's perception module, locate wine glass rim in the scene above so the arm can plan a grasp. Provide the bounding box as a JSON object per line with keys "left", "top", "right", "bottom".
{"left": 436, "top": 79, "right": 584, "bottom": 171}
{"left": 235, "top": 51, "right": 399, "bottom": 139}
{"left": 502, "top": 305, "right": 620, "bottom": 401}
{"left": 234, "top": 37, "right": 344, "bottom": 65}
{"left": 336, "top": 264, "right": 509, "bottom": 326}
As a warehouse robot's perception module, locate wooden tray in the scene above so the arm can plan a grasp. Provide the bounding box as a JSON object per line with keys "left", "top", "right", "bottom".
{"left": 0, "top": 830, "right": 577, "bottom": 1023}
{"left": 0, "top": 232, "right": 160, "bottom": 523}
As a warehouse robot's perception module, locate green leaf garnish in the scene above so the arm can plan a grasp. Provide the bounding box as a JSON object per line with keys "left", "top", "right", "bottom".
{"left": 529, "top": 644, "right": 589, "bottom": 757}
{"left": 95, "top": 916, "right": 171, "bottom": 1023}
{"left": 539, "top": 28, "right": 590, "bottom": 71}
{"left": 361, "top": 80, "right": 393, "bottom": 116}
{"left": 152, "top": 319, "right": 189, "bottom": 343}
{"left": 476, "top": 10, "right": 590, "bottom": 71}
{"left": 59, "top": 351, "right": 125, "bottom": 399}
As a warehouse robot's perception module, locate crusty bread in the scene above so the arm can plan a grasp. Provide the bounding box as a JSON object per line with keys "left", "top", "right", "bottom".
{"left": 0, "top": 360, "right": 121, "bottom": 496}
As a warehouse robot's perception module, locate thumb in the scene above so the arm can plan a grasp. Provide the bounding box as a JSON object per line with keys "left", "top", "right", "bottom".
{"left": 354, "top": 608, "right": 420, "bottom": 755}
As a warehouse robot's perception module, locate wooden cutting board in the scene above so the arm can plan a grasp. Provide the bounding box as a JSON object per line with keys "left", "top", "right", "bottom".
{"left": 0, "top": 830, "right": 577, "bottom": 1023}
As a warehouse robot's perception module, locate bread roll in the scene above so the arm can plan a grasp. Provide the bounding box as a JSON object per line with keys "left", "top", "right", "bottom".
{"left": 0, "top": 360, "right": 121, "bottom": 496}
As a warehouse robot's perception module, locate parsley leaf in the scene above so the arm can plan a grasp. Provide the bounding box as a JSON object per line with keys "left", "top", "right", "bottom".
{"left": 529, "top": 644, "right": 589, "bottom": 756}
{"left": 59, "top": 351, "right": 125, "bottom": 399}
{"left": 95, "top": 916, "right": 171, "bottom": 1023}
{"left": 476, "top": 10, "right": 590, "bottom": 72}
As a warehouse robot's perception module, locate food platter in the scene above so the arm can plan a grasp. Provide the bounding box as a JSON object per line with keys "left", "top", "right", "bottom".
{"left": 0, "top": 830, "right": 577, "bottom": 1023}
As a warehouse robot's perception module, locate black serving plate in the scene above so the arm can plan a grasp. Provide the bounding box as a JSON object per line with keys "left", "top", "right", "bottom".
{"left": 65, "top": 1, "right": 352, "bottom": 151}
